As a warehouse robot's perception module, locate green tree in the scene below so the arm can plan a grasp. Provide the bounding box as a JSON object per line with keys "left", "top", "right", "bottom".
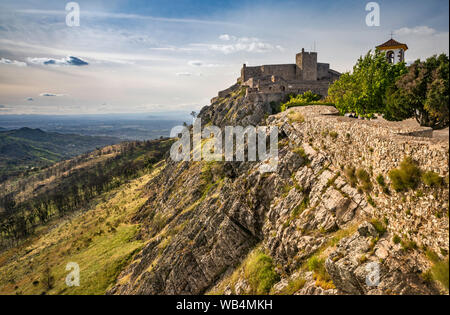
{"left": 385, "top": 54, "right": 449, "bottom": 129}
{"left": 328, "top": 50, "right": 407, "bottom": 117}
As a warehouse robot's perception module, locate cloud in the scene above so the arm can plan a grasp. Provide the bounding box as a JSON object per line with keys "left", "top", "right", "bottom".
{"left": 16, "top": 9, "right": 241, "bottom": 27}
{"left": 188, "top": 60, "right": 221, "bottom": 67}
{"left": 195, "top": 36, "right": 284, "bottom": 54}
{"left": 219, "top": 34, "right": 236, "bottom": 41}
{"left": 0, "top": 57, "right": 27, "bottom": 67}
{"left": 395, "top": 26, "right": 436, "bottom": 36}
{"left": 0, "top": 105, "right": 6, "bottom": 108}
{"left": 39, "top": 93, "right": 65, "bottom": 97}
{"left": 28, "top": 56, "right": 88, "bottom": 66}
{"left": 176, "top": 72, "right": 193, "bottom": 77}
{"left": 188, "top": 60, "right": 204, "bottom": 67}
{"left": 26, "top": 97, "right": 34, "bottom": 101}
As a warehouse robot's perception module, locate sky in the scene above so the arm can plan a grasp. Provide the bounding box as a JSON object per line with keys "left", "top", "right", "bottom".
{"left": 0, "top": 0, "right": 448, "bottom": 115}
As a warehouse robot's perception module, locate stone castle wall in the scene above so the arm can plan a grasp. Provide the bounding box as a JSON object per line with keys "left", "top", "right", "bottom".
{"left": 241, "top": 64, "right": 297, "bottom": 82}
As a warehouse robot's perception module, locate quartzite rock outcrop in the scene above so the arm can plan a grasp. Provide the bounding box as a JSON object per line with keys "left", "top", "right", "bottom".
{"left": 108, "top": 83, "right": 449, "bottom": 295}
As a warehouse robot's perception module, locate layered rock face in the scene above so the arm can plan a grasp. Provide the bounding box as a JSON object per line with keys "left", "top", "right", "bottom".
{"left": 109, "top": 84, "right": 449, "bottom": 295}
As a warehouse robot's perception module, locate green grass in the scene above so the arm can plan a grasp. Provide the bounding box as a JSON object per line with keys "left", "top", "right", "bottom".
{"left": 370, "top": 219, "right": 387, "bottom": 236}
{"left": 292, "top": 147, "right": 310, "bottom": 165}
{"left": 307, "top": 255, "right": 335, "bottom": 290}
{"left": 0, "top": 172, "right": 154, "bottom": 295}
{"left": 425, "top": 249, "right": 449, "bottom": 290}
{"left": 422, "top": 171, "right": 443, "bottom": 187}
{"left": 54, "top": 225, "right": 143, "bottom": 295}
{"left": 367, "top": 195, "right": 376, "bottom": 207}
{"left": 275, "top": 276, "right": 306, "bottom": 295}
{"left": 431, "top": 259, "right": 449, "bottom": 290}
{"left": 208, "top": 248, "right": 280, "bottom": 295}
{"left": 245, "top": 250, "right": 280, "bottom": 295}
{"left": 292, "top": 197, "right": 309, "bottom": 218}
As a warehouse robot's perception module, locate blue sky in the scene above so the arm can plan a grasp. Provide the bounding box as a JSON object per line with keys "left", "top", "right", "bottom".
{"left": 0, "top": 0, "right": 448, "bottom": 115}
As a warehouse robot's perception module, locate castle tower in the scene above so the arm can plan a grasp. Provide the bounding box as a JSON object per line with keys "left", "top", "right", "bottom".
{"left": 296, "top": 48, "right": 318, "bottom": 81}
{"left": 376, "top": 38, "right": 408, "bottom": 64}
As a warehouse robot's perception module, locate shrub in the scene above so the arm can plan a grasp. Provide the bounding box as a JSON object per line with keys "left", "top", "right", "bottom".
{"left": 422, "top": 171, "right": 443, "bottom": 187}
{"left": 388, "top": 157, "right": 422, "bottom": 192}
{"left": 376, "top": 174, "right": 386, "bottom": 187}
{"left": 245, "top": 251, "right": 280, "bottom": 295}
{"left": 281, "top": 91, "right": 325, "bottom": 111}
{"left": 392, "top": 234, "right": 401, "bottom": 244}
{"left": 329, "top": 131, "right": 338, "bottom": 139}
{"left": 344, "top": 166, "right": 357, "bottom": 187}
{"left": 357, "top": 168, "right": 372, "bottom": 192}
{"left": 400, "top": 239, "right": 418, "bottom": 251}
{"left": 370, "top": 219, "right": 387, "bottom": 236}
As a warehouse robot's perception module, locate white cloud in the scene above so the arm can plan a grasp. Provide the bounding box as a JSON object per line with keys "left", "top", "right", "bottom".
{"left": 395, "top": 26, "right": 436, "bottom": 36}
{"left": 0, "top": 57, "right": 27, "bottom": 67}
{"left": 176, "top": 72, "right": 193, "bottom": 77}
{"left": 197, "top": 36, "right": 284, "bottom": 54}
{"left": 39, "top": 93, "right": 66, "bottom": 97}
{"left": 219, "top": 34, "right": 236, "bottom": 41}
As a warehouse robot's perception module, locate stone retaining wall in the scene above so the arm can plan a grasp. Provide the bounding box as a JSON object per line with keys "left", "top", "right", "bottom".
{"left": 271, "top": 106, "right": 449, "bottom": 256}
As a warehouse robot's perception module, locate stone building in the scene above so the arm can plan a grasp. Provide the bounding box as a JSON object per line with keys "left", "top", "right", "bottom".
{"left": 241, "top": 48, "right": 340, "bottom": 96}
{"left": 212, "top": 49, "right": 340, "bottom": 105}
{"left": 376, "top": 38, "right": 408, "bottom": 64}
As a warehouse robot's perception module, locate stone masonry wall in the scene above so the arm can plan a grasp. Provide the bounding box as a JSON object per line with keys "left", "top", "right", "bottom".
{"left": 270, "top": 106, "right": 449, "bottom": 256}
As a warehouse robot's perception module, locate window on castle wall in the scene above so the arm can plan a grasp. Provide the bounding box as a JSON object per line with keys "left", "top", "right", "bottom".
{"left": 280, "top": 86, "right": 285, "bottom": 91}
{"left": 387, "top": 51, "right": 395, "bottom": 64}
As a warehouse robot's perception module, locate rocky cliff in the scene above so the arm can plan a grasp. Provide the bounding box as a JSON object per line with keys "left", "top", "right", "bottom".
{"left": 108, "top": 83, "right": 449, "bottom": 295}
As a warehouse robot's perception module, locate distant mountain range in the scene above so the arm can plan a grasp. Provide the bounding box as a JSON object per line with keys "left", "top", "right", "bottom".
{"left": 0, "top": 127, "right": 121, "bottom": 178}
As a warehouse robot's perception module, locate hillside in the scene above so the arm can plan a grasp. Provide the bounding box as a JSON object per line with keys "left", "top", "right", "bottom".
{"left": 0, "top": 128, "right": 121, "bottom": 179}
{"left": 0, "top": 82, "right": 448, "bottom": 295}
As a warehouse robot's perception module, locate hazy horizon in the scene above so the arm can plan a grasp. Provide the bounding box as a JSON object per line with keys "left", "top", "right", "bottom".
{"left": 1, "top": 0, "right": 449, "bottom": 115}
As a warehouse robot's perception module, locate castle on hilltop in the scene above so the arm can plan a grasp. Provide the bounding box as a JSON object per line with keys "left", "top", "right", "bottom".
{"left": 212, "top": 48, "right": 341, "bottom": 105}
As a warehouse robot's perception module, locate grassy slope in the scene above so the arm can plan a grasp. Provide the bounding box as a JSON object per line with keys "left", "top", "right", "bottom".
{"left": 0, "top": 167, "right": 163, "bottom": 295}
